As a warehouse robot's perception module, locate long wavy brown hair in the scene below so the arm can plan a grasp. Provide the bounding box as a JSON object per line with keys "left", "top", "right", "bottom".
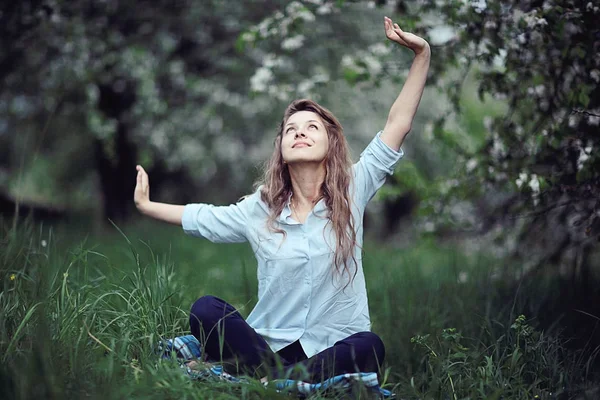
{"left": 255, "top": 99, "right": 358, "bottom": 281}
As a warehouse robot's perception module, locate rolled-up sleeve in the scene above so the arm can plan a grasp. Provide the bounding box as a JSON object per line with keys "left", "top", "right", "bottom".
{"left": 182, "top": 195, "right": 254, "bottom": 243}
{"left": 353, "top": 131, "right": 404, "bottom": 207}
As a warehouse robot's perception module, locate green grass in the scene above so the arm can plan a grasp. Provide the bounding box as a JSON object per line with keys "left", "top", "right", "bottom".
{"left": 0, "top": 218, "right": 595, "bottom": 399}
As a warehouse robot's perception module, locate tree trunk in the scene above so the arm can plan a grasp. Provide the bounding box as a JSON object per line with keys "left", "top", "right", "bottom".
{"left": 95, "top": 81, "right": 137, "bottom": 224}
{"left": 94, "top": 120, "right": 137, "bottom": 224}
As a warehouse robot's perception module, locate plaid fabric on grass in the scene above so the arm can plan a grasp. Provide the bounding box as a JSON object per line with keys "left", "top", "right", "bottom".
{"left": 157, "top": 335, "right": 395, "bottom": 398}
{"left": 271, "top": 372, "right": 395, "bottom": 398}
{"left": 158, "top": 335, "right": 202, "bottom": 360}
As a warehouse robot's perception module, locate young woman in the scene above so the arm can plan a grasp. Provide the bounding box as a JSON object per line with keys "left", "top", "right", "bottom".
{"left": 134, "top": 17, "right": 429, "bottom": 382}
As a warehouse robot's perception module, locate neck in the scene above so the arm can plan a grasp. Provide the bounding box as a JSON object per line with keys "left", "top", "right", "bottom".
{"left": 288, "top": 162, "right": 326, "bottom": 208}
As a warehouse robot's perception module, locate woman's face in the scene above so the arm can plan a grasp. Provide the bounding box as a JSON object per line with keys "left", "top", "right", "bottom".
{"left": 280, "top": 111, "right": 329, "bottom": 165}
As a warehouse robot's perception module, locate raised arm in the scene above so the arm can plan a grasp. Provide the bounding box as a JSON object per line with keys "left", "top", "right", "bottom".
{"left": 134, "top": 165, "right": 185, "bottom": 225}
{"left": 380, "top": 16, "right": 431, "bottom": 152}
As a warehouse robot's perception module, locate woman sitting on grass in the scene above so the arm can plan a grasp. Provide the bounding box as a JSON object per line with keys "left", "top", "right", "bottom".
{"left": 134, "top": 17, "right": 429, "bottom": 383}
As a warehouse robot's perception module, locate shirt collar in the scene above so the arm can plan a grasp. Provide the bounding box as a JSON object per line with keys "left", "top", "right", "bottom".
{"left": 279, "top": 194, "right": 296, "bottom": 224}
{"left": 279, "top": 195, "right": 328, "bottom": 224}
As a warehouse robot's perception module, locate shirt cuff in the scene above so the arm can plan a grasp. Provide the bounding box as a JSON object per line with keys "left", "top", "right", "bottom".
{"left": 361, "top": 131, "right": 405, "bottom": 174}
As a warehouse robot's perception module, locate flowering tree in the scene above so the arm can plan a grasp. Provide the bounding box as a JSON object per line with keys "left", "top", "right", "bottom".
{"left": 0, "top": 0, "right": 280, "bottom": 222}
{"left": 415, "top": 0, "right": 600, "bottom": 270}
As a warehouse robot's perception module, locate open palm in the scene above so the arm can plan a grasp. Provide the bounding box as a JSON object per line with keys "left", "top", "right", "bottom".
{"left": 384, "top": 16, "right": 429, "bottom": 54}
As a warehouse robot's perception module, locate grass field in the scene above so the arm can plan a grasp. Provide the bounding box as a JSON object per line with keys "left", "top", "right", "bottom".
{"left": 0, "top": 218, "right": 596, "bottom": 399}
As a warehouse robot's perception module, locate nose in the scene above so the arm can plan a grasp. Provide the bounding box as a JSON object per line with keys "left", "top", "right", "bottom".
{"left": 294, "top": 129, "right": 307, "bottom": 139}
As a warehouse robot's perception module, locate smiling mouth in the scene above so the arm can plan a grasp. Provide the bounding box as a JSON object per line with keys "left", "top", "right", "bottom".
{"left": 293, "top": 142, "right": 310, "bottom": 148}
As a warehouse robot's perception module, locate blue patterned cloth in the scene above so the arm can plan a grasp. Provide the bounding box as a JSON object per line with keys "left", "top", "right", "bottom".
{"left": 272, "top": 372, "right": 395, "bottom": 398}
{"left": 157, "top": 335, "right": 395, "bottom": 398}
{"left": 158, "top": 335, "right": 202, "bottom": 360}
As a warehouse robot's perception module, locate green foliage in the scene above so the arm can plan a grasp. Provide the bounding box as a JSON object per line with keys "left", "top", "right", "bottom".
{"left": 1, "top": 219, "right": 594, "bottom": 399}
{"left": 409, "top": 316, "right": 572, "bottom": 399}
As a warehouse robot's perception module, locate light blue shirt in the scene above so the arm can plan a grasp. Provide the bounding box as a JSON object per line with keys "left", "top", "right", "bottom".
{"left": 182, "top": 131, "right": 404, "bottom": 357}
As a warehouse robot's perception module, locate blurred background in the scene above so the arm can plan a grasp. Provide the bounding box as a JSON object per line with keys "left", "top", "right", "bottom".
{"left": 1, "top": 0, "right": 600, "bottom": 397}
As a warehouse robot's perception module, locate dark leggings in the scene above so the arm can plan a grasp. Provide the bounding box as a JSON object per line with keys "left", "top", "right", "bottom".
{"left": 189, "top": 295, "right": 385, "bottom": 382}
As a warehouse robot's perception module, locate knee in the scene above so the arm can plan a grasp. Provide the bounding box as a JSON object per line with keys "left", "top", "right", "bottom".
{"left": 354, "top": 331, "right": 385, "bottom": 365}
{"left": 365, "top": 332, "right": 385, "bottom": 365}
{"left": 190, "top": 295, "right": 221, "bottom": 326}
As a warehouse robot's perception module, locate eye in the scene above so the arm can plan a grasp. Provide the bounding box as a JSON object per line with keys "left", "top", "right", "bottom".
{"left": 309, "top": 124, "right": 318, "bottom": 130}
{"left": 285, "top": 127, "right": 296, "bottom": 134}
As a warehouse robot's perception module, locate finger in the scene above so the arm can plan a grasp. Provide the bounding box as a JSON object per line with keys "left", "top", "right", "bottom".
{"left": 393, "top": 27, "right": 406, "bottom": 38}
{"left": 397, "top": 38, "right": 411, "bottom": 47}
{"left": 392, "top": 35, "right": 410, "bottom": 47}
{"left": 141, "top": 170, "right": 149, "bottom": 191}
{"left": 393, "top": 28, "right": 409, "bottom": 41}
{"left": 385, "top": 17, "right": 393, "bottom": 29}
{"left": 136, "top": 170, "right": 142, "bottom": 186}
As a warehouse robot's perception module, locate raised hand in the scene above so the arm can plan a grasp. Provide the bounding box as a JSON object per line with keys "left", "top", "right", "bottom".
{"left": 134, "top": 165, "right": 150, "bottom": 212}
{"left": 384, "top": 16, "right": 429, "bottom": 55}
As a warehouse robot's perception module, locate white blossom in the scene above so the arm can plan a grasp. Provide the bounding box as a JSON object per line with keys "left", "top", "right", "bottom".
{"left": 471, "top": 0, "right": 487, "bottom": 13}
{"left": 516, "top": 172, "right": 528, "bottom": 188}
{"left": 316, "top": 4, "right": 333, "bottom": 15}
{"left": 428, "top": 25, "right": 456, "bottom": 46}
{"left": 368, "top": 43, "right": 388, "bottom": 56}
{"left": 287, "top": 1, "right": 315, "bottom": 22}
{"left": 466, "top": 158, "right": 478, "bottom": 172}
{"left": 241, "top": 32, "right": 254, "bottom": 43}
{"left": 483, "top": 116, "right": 493, "bottom": 130}
{"left": 363, "top": 54, "right": 382, "bottom": 75}
{"left": 484, "top": 20, "right": 497, "bottom": 29}
{"left": 286, "top": 1, "right": 304, "bottom": 14}
{"left": 257, "top": 17, "right": 273, "bottom": 38}
{"left": 568, "top": 114, "right": 579, "bottom": 128}
{"left": 281, "top": 35, "right": 305, "bottom": 50}
{"left": 492, "top": 48, "right": 507, "bottom": 70}
{"left": 523, "top": 12, "right": 548, "bottom": 28}
{"left": 424, "top": 221, "right": 435, "bottom": 232}
{"left": 423, "top": 122, "right": 434, "bottom": 141}
{"left": 490, "top": 134, "right": 506, "bottom": 158}
{"left": 578, "top": 143, "right": 593, "bottom": 170}
{"left": 263, "top": 53, "right": 286, "bottom": 68}
{"left": 528, "top": 174, "right": 540, "bottom": 194}
{"left": 529, "top": 174, "right": 540, "bottom": 206}
{"left": 588, "top": 114, "right": 600, "bottom": 126}
{"left": 298, "top": 79, "right": 314, "bottom": 94}
{"left": 250, "top": 66, "right": 273, "bottom": 92}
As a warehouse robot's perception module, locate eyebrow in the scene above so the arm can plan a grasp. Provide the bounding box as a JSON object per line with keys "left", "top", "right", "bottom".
{"left": 285, "top": 119, "right": 322, "bottom": 128}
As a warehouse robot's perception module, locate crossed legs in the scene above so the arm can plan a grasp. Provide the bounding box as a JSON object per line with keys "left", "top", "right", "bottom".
{"left": 189, "top": 295, "right": 385, "bottom": 382}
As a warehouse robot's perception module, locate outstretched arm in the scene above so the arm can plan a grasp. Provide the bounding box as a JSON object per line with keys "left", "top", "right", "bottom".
{"left": 380, "top": 16, "right": 430, "bottom": 152}
{"left": 134, "top": 165, "right": 185, "bottom": 225}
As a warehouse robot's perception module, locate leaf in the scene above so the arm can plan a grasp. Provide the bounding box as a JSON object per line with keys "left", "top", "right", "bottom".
{"left": 4, "top": 302, "right": 42, "bottom": 362}
{"left": 579, "top": 91, "right": 590, "bottom": 108}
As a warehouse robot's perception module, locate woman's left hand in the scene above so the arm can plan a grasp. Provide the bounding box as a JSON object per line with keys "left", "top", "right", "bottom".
{"left": 384, "top": 16, "right": 430, "bottom": 55}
